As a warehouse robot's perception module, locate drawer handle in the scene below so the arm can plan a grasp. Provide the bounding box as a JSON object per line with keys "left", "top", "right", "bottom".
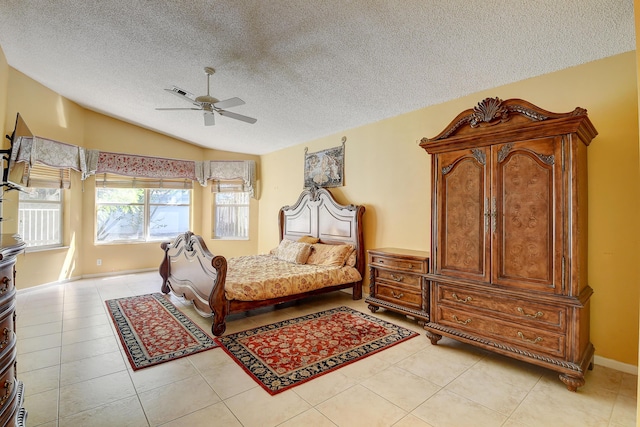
{"left": 0, "top": 277, "right": 9, "bottom": 294}
{"left": 517, "top": 307, "right": 544, "bottom": 318}
{"left": 452, "top": 315, "right": 472, "bottom": 325}
{"left": 517, "top": 331, "right": 543, "bottom": 344}
{"left": 390, "top": 274, "right": 404, "bottom": 282}
{"left": 452, "top": 293, "right": 472, "bottom": 303}
{"left": 0, "top": 328, "right": 9, "bottom": 350}
{"left": 0, "top": 380, "right": 12, "bottom": 408}
{"left": 392, "top": 291, "right": 404, "bottom": 299}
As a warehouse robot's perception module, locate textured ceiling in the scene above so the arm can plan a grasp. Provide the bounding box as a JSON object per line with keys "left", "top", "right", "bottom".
{"left": 0, "top": 1, "right": 635, "bottom": 155}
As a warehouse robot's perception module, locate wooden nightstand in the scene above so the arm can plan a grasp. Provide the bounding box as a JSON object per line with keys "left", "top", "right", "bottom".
{"left": 366, "top": 248, "right": 429, "bottom": 323}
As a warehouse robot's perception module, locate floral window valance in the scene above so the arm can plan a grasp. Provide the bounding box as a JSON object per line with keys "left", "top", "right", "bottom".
{"left": 206, "top": 160, "right": 256, "bottom": 197}
{"left": 9, "top": 135, "right": 257, "bottom": 192}
{"left": 91, "top": 151, "right": 199, "bottom": 182}
{"left": 11, "top": 136, "right": 87, "bottom": 173}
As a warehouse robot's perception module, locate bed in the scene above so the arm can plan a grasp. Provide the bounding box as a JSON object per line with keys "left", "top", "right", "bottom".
{"left": 159, "top": 186, "right": 366, "bottom": 336}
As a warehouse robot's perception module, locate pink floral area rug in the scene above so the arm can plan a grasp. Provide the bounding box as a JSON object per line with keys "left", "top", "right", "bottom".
{"left": 106, "top": 293, "right": 218, "bottom": 370}
{"left": 216, "top": 306, "right": 419, "bottom": 395}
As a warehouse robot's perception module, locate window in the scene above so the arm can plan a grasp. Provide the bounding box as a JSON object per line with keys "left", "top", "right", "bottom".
{"left": 213, "top": 186, "right": 249, "bottom": 240}
{"left": 96, "top": 188, "right": 191, "bottom": 243}
{"left": 18, "top": 188, "right": 63, "bottom": 248}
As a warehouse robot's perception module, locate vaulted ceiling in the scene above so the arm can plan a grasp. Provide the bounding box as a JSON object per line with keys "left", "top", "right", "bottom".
{"left": 0, "top": 1, "right": 635, "bottom": 155}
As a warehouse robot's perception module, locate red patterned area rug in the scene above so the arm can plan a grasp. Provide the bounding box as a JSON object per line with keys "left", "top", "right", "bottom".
{"left": 216, "top": 306, "right": 419, "bottom": 395}
{"left": 106, "top": 293, "right": 218, "bottom": 370}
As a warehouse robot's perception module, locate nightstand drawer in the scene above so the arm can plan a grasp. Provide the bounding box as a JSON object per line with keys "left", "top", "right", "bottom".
{"left": 375, "top": 283, "right": 422, "bottom": 310}
{"left": 369, "top": 252, "right": 428, "bottom": 274}
{"left": 375, "top": 269, "right": 422, "bottom": 288}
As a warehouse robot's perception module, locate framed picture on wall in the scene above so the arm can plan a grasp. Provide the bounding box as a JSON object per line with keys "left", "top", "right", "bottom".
{"left": 303, "top": 137, "right": 345, "bottom": 188}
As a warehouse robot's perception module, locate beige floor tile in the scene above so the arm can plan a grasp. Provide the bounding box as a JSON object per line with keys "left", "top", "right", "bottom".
{"left": 62, "top": 312, "right": 110, "bottom": 332}
{"left": 17, "top": 321, "right": 62, "bottom": 339}
{"left": 17, "top": 347, "right": 61, "bottom": 373}
{"left": 225, "top": 386, "right": 311, "bottom": 427}
{"left": 337, "top": 351, "right": 391, "bottom": 381}
{"left": 138, "top": 374, "right": 220, "bottom": 425}
{"left": 59, "top": 371, "right": 137, "bottom": 418}
{"left": 292, "top": 369, "right": 359, "bottom": 406}
{"left": 57, "top": 395, "right": 148, "bottom": 427}
{"left": 24, "top": 388, "right": 59, "bottom": 426}
{"left": 316, "top": 384, "right": 407, "bottom": 427}
{"left": 21, "top": 365, "right": 60, "bottom": 396}
{"left": 361, "top": 365, "right": 441, "bottom": 411}
{"left": 61, "top": 322, "right": 115, "bottom": 345}
{"left": 444, "top": 356, "right": 543, "bottom": 415}
{"left": 60, "top": 350, "right": 127, "bottom": 385}
{"left": 17, "top": 308, "right": 63, "bottom": 327}
{"left": 160, "top": 401, "right": 243, "bottom": 427}
{"left": 17, "top": 332, "right": 61, "bottom": 354}
{"left": 608, "top": 393, "right": 637, "bottom": 427}
{"left": 620, "top": 372, "right": 638, "bottom": 398}
{"left": 14, "top": 273, "right": 639, "bottom": 426}
{"left": 129, "top": 356, "right": 200, "bottom": 393}
{"left": 393, "top": 414, "right": 436, "bottom": 427}
{"left": 395, "top": 345, "right": 481, "bottom": 387}
{"left": 412, "top": 388, "right": 508, "bottom": 427}
{"left": 60, "top": 335, "right": 120, "bottom": 363}
{"left": 509, "top": 374, "right": 616, "bottom": 426}
{"left": 199, "top": 357, "right": 259, "bottom": 399}
{"left": 278, "top": 408, "right": 337, "bottom": 427}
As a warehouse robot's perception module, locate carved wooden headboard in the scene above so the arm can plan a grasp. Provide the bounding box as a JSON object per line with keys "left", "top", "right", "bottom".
{"left": 278, "top": 186, "right": 366, "bottom": 277}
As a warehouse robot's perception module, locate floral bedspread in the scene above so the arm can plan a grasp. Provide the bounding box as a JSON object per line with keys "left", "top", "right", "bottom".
{"left": 224, "top": 255, "right": 362, "bottom": 301}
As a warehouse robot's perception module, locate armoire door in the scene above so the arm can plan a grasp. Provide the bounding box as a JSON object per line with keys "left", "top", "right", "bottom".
{"left": 491, "top": 137, "right": 564, "bottom": 294}
{"left": 434, "top": 147, "right": 490, "bottom": 282}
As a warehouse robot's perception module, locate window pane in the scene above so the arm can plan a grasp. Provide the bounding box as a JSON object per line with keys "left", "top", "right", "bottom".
{"left": 19, "top": 188, "right": 61, "bottom": 202}
{"left": 149, "top": 205, "right": 190, "bottom": 240}
{"left": 96, "top": 205, "right": 143, "bottom": 242}
{"left": 18, "top": 201, "right": 61, "bottom": 247}
{"left": 150, "top": 189, "right": 190, "bottom": 204}
{"left": 214, "top": 191, "right": 249, "bottom": 240}
{"left": 96, "top": 188, "right": 144, "bottom": 204}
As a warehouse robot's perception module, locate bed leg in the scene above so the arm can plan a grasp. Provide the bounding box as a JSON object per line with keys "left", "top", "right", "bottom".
{"left": 352, "top": 282, "right": 362, "bottom": 300}
{"left": 212, "top": 319, "right": 226, "bottom": 337}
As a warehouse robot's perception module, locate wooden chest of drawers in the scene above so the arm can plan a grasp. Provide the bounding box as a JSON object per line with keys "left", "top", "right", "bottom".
{"left": 366, "top": 248, "right": 429, "bottom": 323}
{"left": 0, "top": 235, "right": 26, "bottom": 427}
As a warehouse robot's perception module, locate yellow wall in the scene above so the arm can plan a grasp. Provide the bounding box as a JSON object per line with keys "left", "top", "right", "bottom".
{"left": 0, "top": 45, "right": 638, "bottom": 366}
{"left": 259, "top": 52, "right": 640, "bottom": 366}
{"left": 1, "top": 66, "right": 260, "bottom": 287}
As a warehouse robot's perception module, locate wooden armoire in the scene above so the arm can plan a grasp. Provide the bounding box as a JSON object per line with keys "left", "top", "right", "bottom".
{"left": 419, "top": 98, "right": 596, "bottom": 391}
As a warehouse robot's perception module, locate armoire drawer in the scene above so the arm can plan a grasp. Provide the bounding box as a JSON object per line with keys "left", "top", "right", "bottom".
{"left": 435, "top": 284, "right": 566, "bottom": 332}
{"left": 435, "top": 305, "right": 566, "bottom": 358}
{"left": 375, "top": 283, "right": 422, "bottom": 310}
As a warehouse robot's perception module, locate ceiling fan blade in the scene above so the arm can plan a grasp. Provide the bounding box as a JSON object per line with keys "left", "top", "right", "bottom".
{"left": 204, "top": 112, "right": 215, "bottom": 126}
{"left": 213, "top": 97, "right": 245, "bottom": 109}
{"left": 155, "top": 107, "right": 202, "bottom": 111}
{"left": 164, "top": 86, "right": 200, "bottom": 106}
{"left": 217, "top": 109, "right": 257, "bottom": 124}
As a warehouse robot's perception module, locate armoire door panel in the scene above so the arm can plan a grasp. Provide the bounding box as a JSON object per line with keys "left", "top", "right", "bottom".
{"left": 436, "top": 149, "right": 489, "bottom": 281}
{"left": 492, "top": 138, "right": 563, "bottom": 293}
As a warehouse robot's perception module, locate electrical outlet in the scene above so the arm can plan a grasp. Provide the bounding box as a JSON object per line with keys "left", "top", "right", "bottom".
{"left": 97, "top": 259, "right": 102, "bottom": 266}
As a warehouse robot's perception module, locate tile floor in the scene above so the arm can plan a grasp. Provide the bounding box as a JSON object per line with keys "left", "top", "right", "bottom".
{"left": 15, "top": 271, "right": 637, "bottom": 427}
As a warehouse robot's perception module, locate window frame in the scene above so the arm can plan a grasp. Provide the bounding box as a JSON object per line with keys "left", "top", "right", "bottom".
{"left": 212, "top": 184, "right": 250, "bottom": 240}
{"left": 95, "top": 187, "right": 192, "bottom": 244}
{"left": 18, "top": 187, "right": 64, "bottom": 250}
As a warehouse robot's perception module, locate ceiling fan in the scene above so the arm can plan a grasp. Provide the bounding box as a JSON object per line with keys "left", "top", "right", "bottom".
{"left": 156, "top": 67, "right": 257, "bottom": 126}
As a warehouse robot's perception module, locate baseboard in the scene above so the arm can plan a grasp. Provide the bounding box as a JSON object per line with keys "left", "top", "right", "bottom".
{"left": 17, "top": 268, "right": 157, "bottom": 295}
{"left": 594, "top": 355, "right": 638, "bottom": 375}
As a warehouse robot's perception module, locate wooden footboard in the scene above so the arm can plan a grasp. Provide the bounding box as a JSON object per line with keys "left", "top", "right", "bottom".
{"left": 160, "top": 187, "right": 365, "bottom": 336}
